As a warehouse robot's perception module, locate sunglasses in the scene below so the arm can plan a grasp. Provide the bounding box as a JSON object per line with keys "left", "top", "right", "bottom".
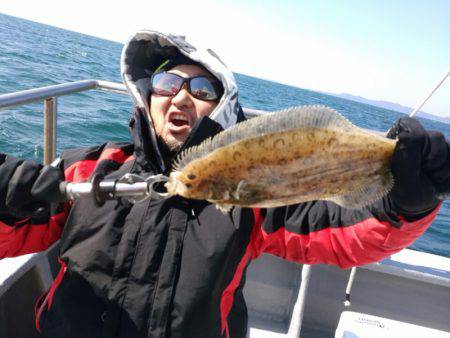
{"left": 150, "top": 71, "right": 223, "bottom": 101}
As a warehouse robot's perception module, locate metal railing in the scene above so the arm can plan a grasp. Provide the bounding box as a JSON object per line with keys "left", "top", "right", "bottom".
{"left": 0, "top": 80, "right": 128, "bottom": 164}
{"left": 0, "top": 80, "right": 264, "bottom": 165}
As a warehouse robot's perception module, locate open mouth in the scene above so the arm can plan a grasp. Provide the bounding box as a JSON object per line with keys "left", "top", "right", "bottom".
{"left": 169, "top": 113, "right": 190, "bottom": 129}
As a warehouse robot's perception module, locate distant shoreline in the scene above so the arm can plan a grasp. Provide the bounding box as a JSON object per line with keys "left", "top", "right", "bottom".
{"left": 327, "top": 92, "right": 449, "bottom": 125}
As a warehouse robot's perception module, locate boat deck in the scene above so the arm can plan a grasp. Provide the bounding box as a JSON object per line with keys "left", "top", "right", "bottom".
{"left": 2, "top": 243, "right": 449, "bottom": 337}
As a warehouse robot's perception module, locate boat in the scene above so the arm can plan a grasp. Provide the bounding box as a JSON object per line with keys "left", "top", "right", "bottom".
{"left": 0, "top": 80, "right": 449, "bottom": 337}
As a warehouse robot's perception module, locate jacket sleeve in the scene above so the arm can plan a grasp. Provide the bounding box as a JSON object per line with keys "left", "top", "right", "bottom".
{"left": 0, "top": 155, "right": 69, "bottom": 259}
{"left": 250, "top": 198, "right": 441, "bottom": 268}
{"left": 0, "top": 205, "right": 69, "bottom": 258}
{"left": 0, "top": 142, "right": 135, "bottom": 259}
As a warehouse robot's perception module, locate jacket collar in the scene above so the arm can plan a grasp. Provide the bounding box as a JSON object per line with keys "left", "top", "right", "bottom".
{"left": 129, "top": 107, "right": 225, "bottom": 174}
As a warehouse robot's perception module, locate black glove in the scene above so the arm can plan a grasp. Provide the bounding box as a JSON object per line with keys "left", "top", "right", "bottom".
{"left": 0, "top": 155, "right": 65, "bottom": 219}
{"left": 387, "top": 117, "right": 449, "bottom": 219}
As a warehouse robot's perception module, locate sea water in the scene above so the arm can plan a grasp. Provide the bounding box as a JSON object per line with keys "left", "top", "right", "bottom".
{"left": 0, "top": 13, "right": 449, "bottom": 258}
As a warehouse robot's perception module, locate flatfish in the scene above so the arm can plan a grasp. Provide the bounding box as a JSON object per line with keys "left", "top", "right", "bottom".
{"left": 165, "top": 105, "right": 397, "bottom": 212}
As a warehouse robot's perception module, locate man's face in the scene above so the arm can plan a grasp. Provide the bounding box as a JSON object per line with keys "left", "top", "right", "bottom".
{"left": 149, "top": 64, "right": 219, "bottom": 151}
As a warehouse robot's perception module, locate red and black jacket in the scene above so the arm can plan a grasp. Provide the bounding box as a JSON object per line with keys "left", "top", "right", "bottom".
{"left": 0, "top": 108, "right": 440, "bottom": 338}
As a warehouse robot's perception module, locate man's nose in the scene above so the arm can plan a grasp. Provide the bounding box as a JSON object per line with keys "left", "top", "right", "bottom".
{"left": 171, "top": 83, "right": 193, "bottom": 106}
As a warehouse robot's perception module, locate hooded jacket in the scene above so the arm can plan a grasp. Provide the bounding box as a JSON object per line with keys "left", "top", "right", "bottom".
{"left": 0, "top": 30, "right": 440, "bottom": 338}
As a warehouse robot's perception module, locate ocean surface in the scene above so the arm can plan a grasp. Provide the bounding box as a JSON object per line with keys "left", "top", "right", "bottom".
{"left": 0, "top": 13, "right": 449, "bottom": 258}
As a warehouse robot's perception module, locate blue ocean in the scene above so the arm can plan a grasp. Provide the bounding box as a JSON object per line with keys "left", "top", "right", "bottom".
{"left": 0, "top": 13, "right": 449, "bottom": 258}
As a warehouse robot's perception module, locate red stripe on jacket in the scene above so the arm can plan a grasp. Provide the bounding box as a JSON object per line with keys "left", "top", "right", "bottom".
{"left": 0, "top": 209, "right": 68, "bottom": 258}
{"left": 35, "top": 259, "right": 67, "bottom": 332}
{"left": 219, "top": 209, "right": 264, "bottom": 338}
{"left": 64, "top": 148, "right": 134, "bottom": 183}
{"left": 253, "top": 205, "right": 441, "bottom": 268}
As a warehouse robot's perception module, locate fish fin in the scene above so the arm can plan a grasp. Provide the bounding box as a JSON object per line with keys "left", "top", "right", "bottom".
{"left": 174, "top": 105, "right": 359, "bottom": 171}
{"left": 326, "top": 172, "right": 394, "bottom": 209}
{"left": 215, "top": 203, "right": 233, "bottom": 214}
{"left": 231, "top": 179, "right": 248, "bottom": 200}
{"left": 280, "top": 105, "right": 358, "bottom": 132}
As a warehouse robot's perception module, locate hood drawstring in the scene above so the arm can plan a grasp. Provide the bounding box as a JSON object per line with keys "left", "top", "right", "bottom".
{"left": 129, "top": 107, "right": 165, "bottom": 173}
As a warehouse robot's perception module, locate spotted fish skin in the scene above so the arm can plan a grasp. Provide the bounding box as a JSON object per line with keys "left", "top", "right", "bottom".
{"left": 165, "top": 105, "right": 397, "bottom": 212}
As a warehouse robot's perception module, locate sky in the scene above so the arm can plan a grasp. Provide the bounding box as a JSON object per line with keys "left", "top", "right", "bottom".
{"left": 1, "top": 0, "right": 449, "bottom": 116}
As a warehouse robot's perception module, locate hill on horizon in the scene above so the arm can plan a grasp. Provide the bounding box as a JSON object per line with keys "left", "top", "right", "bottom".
{"left": 331, "top": 93, "right": 450, "bottom": 125}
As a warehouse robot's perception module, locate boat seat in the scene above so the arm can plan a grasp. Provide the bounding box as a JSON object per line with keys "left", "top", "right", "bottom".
{"left": 335, "top": 311, "right": 450, "bottom": 338}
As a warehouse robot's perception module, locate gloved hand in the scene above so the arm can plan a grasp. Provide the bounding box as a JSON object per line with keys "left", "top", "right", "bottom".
{"left": 0, "top": 155, "right": 65, "bottom": 219}
{"left": 387, "top": 117, "right": 449, "bottom": 219}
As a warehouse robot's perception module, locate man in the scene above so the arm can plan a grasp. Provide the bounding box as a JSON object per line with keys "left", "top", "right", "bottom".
{"left": 0, "top": 30, "right": 449, "bottom": 338}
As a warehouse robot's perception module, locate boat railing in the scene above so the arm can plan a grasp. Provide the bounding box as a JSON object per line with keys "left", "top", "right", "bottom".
{"left": 0, "top": 80, "right": 128, "bottom": 164}
{"left": 0, "top": 80, "right": 265, "bottom": 165}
